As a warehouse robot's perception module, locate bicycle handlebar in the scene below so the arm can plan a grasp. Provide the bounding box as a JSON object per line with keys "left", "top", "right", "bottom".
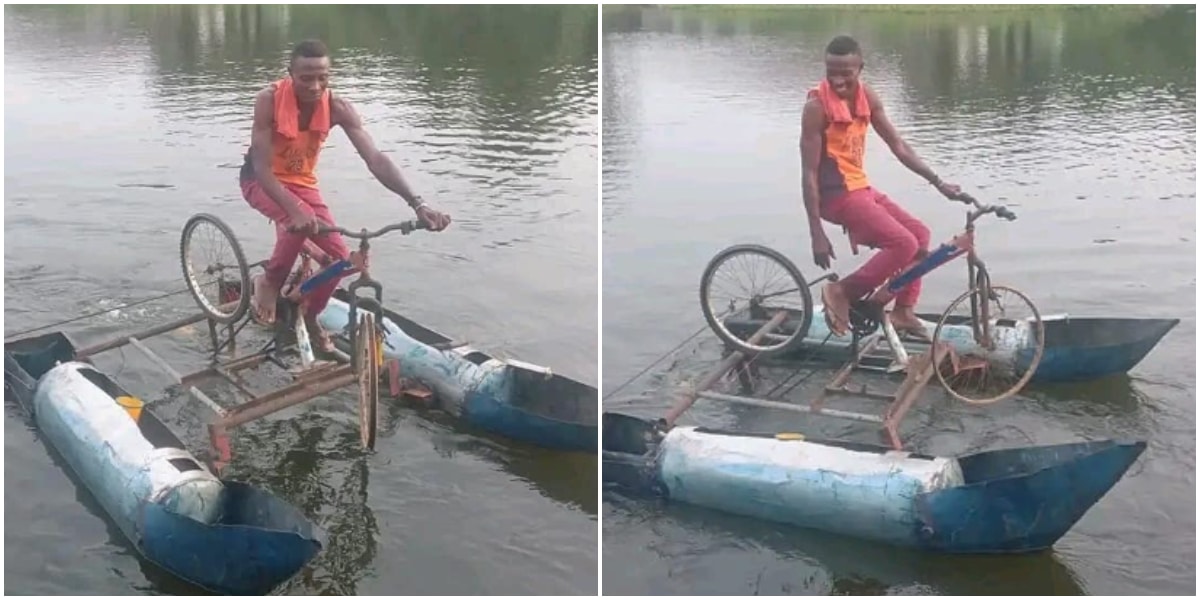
{"left": 951, "top": 192, "right": 1017, "bottom": 222}
{"left": 321, "top": 220, "right": 429, "bottom": 238}
{"left": 301, "top": 219, "right": 430, "bottom": 239}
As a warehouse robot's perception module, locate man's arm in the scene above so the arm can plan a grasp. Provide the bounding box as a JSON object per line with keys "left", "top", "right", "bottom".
{"left": 801, "top": 98, "right": 836, "bottom": 269}
{"left": 800, "top": 98, "right": 827, "bottom": 238}
{"left": 333, "top": 96, "right": 423, "bottom": 209}
{"left": 864, "top": 85, "right": 941, "bottom": 185}
{"left": 250, "top": 89, "right": 307, "bottom": 220}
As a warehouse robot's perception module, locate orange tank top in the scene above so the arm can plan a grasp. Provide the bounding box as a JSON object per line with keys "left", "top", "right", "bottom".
{"left": 268, "top": 77, "right": 331, "bottom": 189}
{"left": 808, "top": 80, "right": 871, "bottom": 201}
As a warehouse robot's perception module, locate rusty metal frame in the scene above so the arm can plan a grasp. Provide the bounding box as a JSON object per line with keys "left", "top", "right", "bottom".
{"left": 664, "top": 310, "right": 952, "bottom": 451}
{"left": 72, "top": 296, "right": 386, "bottom": 473}
{"left": 55, "top": 219, "right": 445, "bottom": 475}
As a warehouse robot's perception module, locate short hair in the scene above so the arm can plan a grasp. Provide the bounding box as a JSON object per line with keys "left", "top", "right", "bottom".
{"left": 290, "top": 39, "right": 329, "bottom": 62}
{"left": 826, "top": 35, "right": 861, "bottom": 57}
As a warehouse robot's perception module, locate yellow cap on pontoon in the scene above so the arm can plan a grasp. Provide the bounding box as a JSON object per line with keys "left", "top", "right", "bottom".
{"left": 115, "top": 395, "right": 144, "bottom": 422}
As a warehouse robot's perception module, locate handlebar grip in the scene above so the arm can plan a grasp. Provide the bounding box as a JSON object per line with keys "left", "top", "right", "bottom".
{"left": 952, "top": 192, "right": 976, "bottom": 205}
{"left": 996, "top": 207, "right": 1018, "bottom": 221}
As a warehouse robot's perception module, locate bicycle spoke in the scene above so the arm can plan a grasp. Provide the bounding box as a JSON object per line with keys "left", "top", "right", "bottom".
{"left": 700, "top": 246, "right": 814, "bottom": 356}
{"left": 190, "top": 220, "right": 235, "bottom": 312}
{"left": 181, "top": 214, "right": 251, "bottom": 324}
{"left": 933, "top": 284, "right": 1045, "bottom": 405}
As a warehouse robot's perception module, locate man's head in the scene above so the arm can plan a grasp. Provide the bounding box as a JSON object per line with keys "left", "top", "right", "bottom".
{"left": 288, "top": 39, "right": 331, "bottom": 105}
{"left": 824, "top": 35, "right": 863, "bottom": 99}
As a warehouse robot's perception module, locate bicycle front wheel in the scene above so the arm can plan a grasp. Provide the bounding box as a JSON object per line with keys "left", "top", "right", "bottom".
{"left": 356, "top": 312, "right": 380, "bottom": 450}
{"left": 699, "top": 244, "right": 813, "bottom": 357}
{"left": 931, "top": 284, "right": 1045, "bottom": 405}
{"left": 180, "top": 213, "right": 251, "bottom": 324}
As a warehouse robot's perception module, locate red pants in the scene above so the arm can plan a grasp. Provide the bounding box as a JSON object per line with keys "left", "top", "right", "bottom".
{"left": 822, "top": 187, "right": 930, "bottom": 307}
{"left": 241, "top": 180, "right": 350, "bottom": 319}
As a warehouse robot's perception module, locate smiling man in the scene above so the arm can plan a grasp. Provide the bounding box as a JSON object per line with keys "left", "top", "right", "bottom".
{"left": 239, "top": 39, "right": 451, "bottom": 352}
{"left": 800, "top": 34, "right": 962, "bottom": 338}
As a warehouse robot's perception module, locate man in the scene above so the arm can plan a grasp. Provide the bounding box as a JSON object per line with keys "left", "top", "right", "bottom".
{"left": 240, "top": 39, "right": 451, "bottom": 353}
{"left": 800, "top": 35, "right": 962, "bottom": 338}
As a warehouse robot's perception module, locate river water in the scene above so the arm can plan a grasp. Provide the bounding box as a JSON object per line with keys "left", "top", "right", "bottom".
{"left": 602, "top": 6, "right": 1195, "bottom": 596}
{"left": 5, "top": 5, "right": 597, "bottom": 595}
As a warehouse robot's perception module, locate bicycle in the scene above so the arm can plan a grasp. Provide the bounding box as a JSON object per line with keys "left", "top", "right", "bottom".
{"left": 179, "top": 213, "right": 429, "bottom": 448}
{"left": 698, "top": 192, "right": 1045, "bottom": 405}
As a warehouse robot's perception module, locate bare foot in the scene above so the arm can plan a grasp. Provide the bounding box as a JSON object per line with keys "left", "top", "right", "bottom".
{"left": 890, "top": 308, "right": 930, "bottom": 339}
{"left": 821, "top": 282, "right": 850, "bottom": 336}
{"left": 251, "top": 274, "right": 278, "bottom": 325}
{"left": 890, "top": 307, "right": 924, "bottom": 328}
{"left": 304, "top": 313, "right": 336, "bottom": 354}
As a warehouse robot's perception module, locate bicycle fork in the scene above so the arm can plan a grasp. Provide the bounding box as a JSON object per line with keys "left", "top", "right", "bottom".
{"left": 345, "top": 240, "right": 386, "bottom": 373}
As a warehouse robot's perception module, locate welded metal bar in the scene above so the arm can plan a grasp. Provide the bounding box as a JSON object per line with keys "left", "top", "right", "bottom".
{"left": 125, "top": 336, "right": 227, "bottom": 416}
{"left": 128, "top": 337, "right": 184, "bottom": 383}
{"left": 883, "top": 344, "right": 947, "bottom": 449}
{"left": 75, "top": 301, "right": 238, "bottom": 358}
{"left": 223, "top": 351, "right": 274, "bottom": 373}
{"left": 180, "top": 352, "right": 273, "bottom": 387}
{"left": 291, "top": 361, "right": 344, "bottom": 383}
{"left": 207, "top": 319, "right": 220, "bottom": 357}
{"left": 189, "top": 387, "right": 228, "bottom": 417}
{"left": 826, "top": 334, "right": 882, "bottom": 390}
{"left": 812, "top": 334, "right": 882, "bottom": 412}
{"left": 822, "top": 386, "right": 898, "bottom": 402}
{"left": 880, "top": 313, "right": 910, "bottom": 368}
{"left": 663, "top": 310, "right": 789, "bottom": 427}
{"left": 697, "top": 390, "right": 884, "bottom": 424}
{"left": 217, "top": 368, "right": 355, "bottom": 429}
{"left": 213, "top": 364, "right": 259, "bottom": 400}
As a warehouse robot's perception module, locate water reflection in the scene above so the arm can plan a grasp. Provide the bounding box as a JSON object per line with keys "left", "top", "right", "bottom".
{"left": 599, "top": 33, "right": 640, "bottom": 223}
{"left": 228, "top": 418, "right": 378, "bottom": 595}
{"left": 375, "top": 399, "right": 599, "bottom": 514}
{"left": 8, "top": 4, "right": 598, "bottom": 186}
{"left": 601, "top": 6, "right": 1195, "bottom": 138}
{"left": 603, "top": 494, "right": 1088, "bottom": 596}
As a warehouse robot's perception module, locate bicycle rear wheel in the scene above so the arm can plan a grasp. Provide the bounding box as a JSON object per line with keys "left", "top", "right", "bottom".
{"left": 180, "top": 213, "right": 251, "bottom": 324}
{"left": 699, "top": 244, "right": 813, "bottom": 357}
{"left": 931, "top": 284, "right": 1045, "bottom": 405}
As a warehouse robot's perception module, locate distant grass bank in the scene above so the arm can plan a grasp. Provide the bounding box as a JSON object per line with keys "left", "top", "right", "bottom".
{"left": 611, "top": 3, "right": 1169, "bottom": 13}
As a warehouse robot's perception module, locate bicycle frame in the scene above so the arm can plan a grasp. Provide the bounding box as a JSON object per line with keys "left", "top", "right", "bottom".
{"left": 277, "top": 220, "right": 425, "bottom": 369}
{"left": 290, "top": 240, "right": 377, "bottom": 310}
{"left": 866, "top": 223, "right": 980, "bottom": 308}
{"left": 859, "top": 200, "right": 1010, "bottom": 358}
